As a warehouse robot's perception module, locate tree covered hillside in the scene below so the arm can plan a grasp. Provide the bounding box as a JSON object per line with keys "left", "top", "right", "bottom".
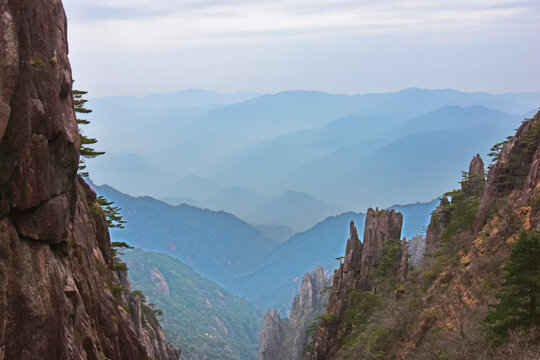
{"left": 122, "top": 249, "right": 261, "bottom": 360}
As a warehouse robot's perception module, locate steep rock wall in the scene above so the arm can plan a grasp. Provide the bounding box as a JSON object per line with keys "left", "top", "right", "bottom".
{"left": 259, "top": 266, "right": 330, "bottom": 360}
{"left": 307, "top": 211, "right": 404, "bottom": 360}
{"left": 0, "top": 1, "right": 178, "bottom": 359}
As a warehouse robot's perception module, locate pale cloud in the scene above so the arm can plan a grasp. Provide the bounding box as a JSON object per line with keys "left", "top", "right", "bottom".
{"left": 62, "top": 0, "right": 540, "bottom": 96}
{"left": 65, "top": 0, "right": 539, "bottom": 47}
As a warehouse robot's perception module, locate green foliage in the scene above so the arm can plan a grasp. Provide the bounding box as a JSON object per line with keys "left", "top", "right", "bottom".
{"left": 74, "top": 90, "right": 126, "bottom": 230}
{"left": 486, "top": 230, "right": 540, "bottom": 344}
{"left": 31, "top": 56, "right": 46, "bottom": 68}
{"left": 112, "top": 241, "right": 134, "bottom": 249}
{"left": 112, "top": 256, "right": 128, "bottom": 272}
{"left": 344, "top": 290, "right": 385, "bottom": 328}
{"left": 364, "top": 325, "right": 389, "bottom": 360}
{"left": 487, "top": 136, "right": 513, "bottom": 168}
{"left": 112, "top": 261, "right": 128, "bottom": 272}
{"left": 435, "top": 349, "right": 450, "bottom": 360}
{"left": 439, "top": 171, "right": 485, "bottom": 244}
{"left": 74, "top": 90, "right": 105, "bottom": 177}
{"left": 110, "top": 284, "right": 126, "bottom": 300}
{"left": 493, "top": 119, "right": 540, "bottom": 191}
{"left": 97, "top": 196, "right": 126, "bottom": 229}
{"left": 374, "top": 239, "right": 402, "bottom": 279}
{"left": 122, "top": 249, "right": 261, "bottom": 360}
{"left": 111, "top": 241, "right": 133, "bottom": 256}
{"left": 131, "top": 290, "right": 147, "bottom": 303}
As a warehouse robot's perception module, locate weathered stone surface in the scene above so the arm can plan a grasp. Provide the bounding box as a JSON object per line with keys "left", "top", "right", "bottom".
{"left": 259, "top": 310, "right": 287, "bottom": 360}
{"left": 150, "top": 267, "right": 170, "bottom": 297}
{"left": 469, "top": 153, "right": 485, "bottom": 175}
{"left": 14, "top": 194, "right": 69, "bottom": 243}
{"left": 0, "top": 1, "right": 179, "bottom": 359}
{"left": 398, "top": 238, "right": 409, "bottom": 283}
{"left": 306, "top": 210, "right": 403, "bottom": 360}
{"left": 425, "top": 200, "right": 448, "bottom": 256}
{"left": 408, "top": 234, "right": 426, "bottom": 268}
{"left": 359, "top": 208, "right": 403, "bottom": 291}
{"left": 259, "top": 266, "right": 331, "bottom": 360}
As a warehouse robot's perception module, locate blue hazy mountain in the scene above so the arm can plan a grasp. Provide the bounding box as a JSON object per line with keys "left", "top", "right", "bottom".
{"left": 90, "top": 89, "right": 259, "bottom": 111}
{"left": 211, "top": 115, "right": 392, "bottom": 190}
{"left": 244, "top": 191, "right": 342, "bottom": 232}
{"left": 91, "top": 183, "right": 279, "bottom": 286}
{"left": 277, "top": 106, "right": 522, "bottom": 209}
{"left": 85, "top": 88, "right": 540, "bottom": 185}
{"left": 83, "top": 89, "right": 539, "bottom": 230}
{"left": 232, "top": 199, "right": 438, "bottom": 314}
{"left": 253, "top": 224, "right": 296, "bottom": 244}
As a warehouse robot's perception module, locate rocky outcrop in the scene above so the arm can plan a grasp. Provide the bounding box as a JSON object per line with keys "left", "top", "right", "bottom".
{"left": 113, "top": 263, "right": 179, "bottom": 360}
{"left": 259, "top": 266, "right": 331, "bottom": 360}
{"left": 469, "top": 153, "right": 485, "bottom": 175}
{"left": 259, "top": 310, "right": 287, "bottom": 360}
{"left": 408, "top": 234, "right": 426, "bottom": 268}
{"left": 0, "top": 1, "right": 178, "bottom": 359}
{"left": 359, "top": 209, "right": 403, "bottom": 291}
{"left": 307, "top": 211, "right": 403, "bottom": 360}
{"left": 398, "top": 238, "right": 409, "bottom": 283}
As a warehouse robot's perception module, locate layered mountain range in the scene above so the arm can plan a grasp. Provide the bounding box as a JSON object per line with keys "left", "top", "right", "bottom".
{"left": 84, "top": 88, "right": 540, "bottom": 231}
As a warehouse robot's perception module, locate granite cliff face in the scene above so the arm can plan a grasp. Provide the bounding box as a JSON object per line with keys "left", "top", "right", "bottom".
{"left": 407, "top": 234, "right": 426, "bottom": 268}
{"left": 0, "top": 1, "right": 178, "bottom": 359}
{"left": 307, "top": 211, "right": 404, "bottom": 360}
{"left": 303, "top": 112, "right": 540, "bottom": 359}
{"left": 259, "top": 266, "right": 330, "bottom": 360}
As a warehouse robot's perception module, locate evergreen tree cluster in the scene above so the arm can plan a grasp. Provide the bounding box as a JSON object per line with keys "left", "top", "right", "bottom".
{"left": 487, "top": 230, "right": 540, "bottom": 344}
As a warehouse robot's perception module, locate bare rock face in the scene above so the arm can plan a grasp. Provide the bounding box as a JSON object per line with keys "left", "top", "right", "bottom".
{"left": 359, "top": 209, "right": 403, "bottom": 291}
{"left": 150, "top": 268, "right": 171, "bottom": 297}
{"left": 425, "top": 199, "right": 449, "bottom": 256}
{"left": 408, "top": 234, "right": 426, "bottom": 268}
{"left": 469, "top": 153, "right": 485, "bottom": 175}
{"left": 259, "top": 267, "right": 331, "bottom": 360}
{"left": 258, "top": 310, "right": 287, "bottom": 360}
{"left": 397, "top": 238, "right": 409, "bottom": 283}
{"left": 306, "top": 211, "right": 403, "bottom": 360}
{"left": 0, "top": 1, "right": 179, "bottom": 359}
{"left": 113, "top": 263, "right": 179, "bottom": 360}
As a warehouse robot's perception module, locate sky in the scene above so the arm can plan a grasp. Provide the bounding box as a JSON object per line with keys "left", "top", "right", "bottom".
{"left": 63, "top": 0, "right": 540, "bottom": 97}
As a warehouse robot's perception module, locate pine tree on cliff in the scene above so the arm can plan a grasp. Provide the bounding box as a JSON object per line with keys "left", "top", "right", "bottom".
{"left": 74, "top": 90, "right": 125, "bottom": 229}
{"left": 74, "top": 89, "right": 105, "bottom": 178}
{"left": 487, "top": 230, "right": 540, "bottom": 343}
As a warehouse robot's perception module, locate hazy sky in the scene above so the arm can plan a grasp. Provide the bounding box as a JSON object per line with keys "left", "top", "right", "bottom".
{"left": 63, "top": 0, "right": 540, "bottom": 97}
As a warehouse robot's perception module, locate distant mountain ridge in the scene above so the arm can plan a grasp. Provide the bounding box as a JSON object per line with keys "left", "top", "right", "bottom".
{"left": 84, "top": 89, "right": 538, "bottom": 236}
{"left": 90, "top": 182, "right": 278, "bottom": 287}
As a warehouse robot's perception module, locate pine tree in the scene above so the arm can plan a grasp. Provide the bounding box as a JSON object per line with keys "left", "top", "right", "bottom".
{"left": 97, "top": 196, "right": 126, "bottom": 229}
{"left": 74, "top": 90, "right": 105, "bottom": 177}
{"left": 74, "top": 89, "right": 125, "bottom": 230}
{"left": 487, "top": 230, "right": 540, "bottom": 344}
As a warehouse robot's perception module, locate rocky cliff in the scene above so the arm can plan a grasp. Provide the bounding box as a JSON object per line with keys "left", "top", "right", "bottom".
{"left": 304, "top": 112, "right": 540, "bottom": 359}
{"left": 0, "top": 1, "right": 178, "bottom": 359}
{"left": 259, "top": 266, "right": 330, "bottom": 360}
{"left": 407, "top": 234, "right": 426, "bottom": 268}
{"left": 307, "top": 210, "right": 404, "bottom": 360}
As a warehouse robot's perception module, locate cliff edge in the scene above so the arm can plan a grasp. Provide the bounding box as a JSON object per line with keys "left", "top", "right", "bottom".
{"left": 0, "top": 1, "right": 178, "bottom": 359}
